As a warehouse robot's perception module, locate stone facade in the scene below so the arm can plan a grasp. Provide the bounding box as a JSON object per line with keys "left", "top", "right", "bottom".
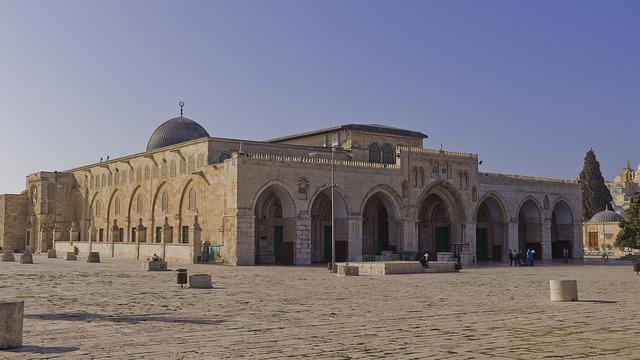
{"left": 0, "top": 117, "right": 583, "bottom": 264}
{"left": 0, "top": 194, "right": 28, "bottom": 252}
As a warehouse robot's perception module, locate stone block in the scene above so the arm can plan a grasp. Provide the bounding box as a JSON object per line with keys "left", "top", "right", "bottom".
{"left": 1, "top": 251, "right": 15, "bottom": 262}
{"left": 189, "top": 274, "right": 212, "bottom": 288}
{"left": 337, "top": 265, "right": 359, "bottom": 276}
{"left": 143, "top": 261, "right": 167, "bottom": 271}
{"left": 19, "top": 252, "right": 33, "bottom": 264}
{"left": 64, "top": 252, "right": 77, "bottom": 261}
{"left": 437, "top": 252, "right": 453, "bottom": 262}
{"left": 0, "top": 300, "right": 23, "bottom": 349}
{"left": 550, "top": 280, "right": 578, "bottom": 302}
{"left": 86, "top": 252, "right": 101, "bottom": 263}
{"left": 47, "top": 249, "right": 57, "bottom": 258}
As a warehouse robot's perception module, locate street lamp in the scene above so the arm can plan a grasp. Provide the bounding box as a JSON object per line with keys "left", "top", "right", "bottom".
{"left": 310, "top": 144, "right": 351, "bottom": 272}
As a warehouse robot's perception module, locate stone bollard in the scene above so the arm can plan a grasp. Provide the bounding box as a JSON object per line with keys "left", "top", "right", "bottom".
{"left": 189, "top": 274, "right": 212, "bottom": 289}
{"left": 19, "top": 252, "right": 33, "bottom": 264}
{"left": 47, "top": 249, "right": 57, "bottom": 258}
{"left": 64, "top": 252, "right": 77, "bottom": 261}
{"left": 550, "top": 280, "right": 578, "bottom": 302}
{"left": 87, "top": 252, "right": 101, "bottom": 263}
{"left": 0, "top": 301, "right": 24, "bottom": 349}
{"left": 1, "top": 251, "right": 15, "bottom": 262}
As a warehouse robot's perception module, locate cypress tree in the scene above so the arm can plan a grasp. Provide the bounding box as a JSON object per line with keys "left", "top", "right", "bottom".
{"left": 578, "top": 149, "right": 612, "bottom": 220}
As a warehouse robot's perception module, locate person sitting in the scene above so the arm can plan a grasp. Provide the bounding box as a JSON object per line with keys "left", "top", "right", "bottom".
{"left": 151, "top": 253, "right": 160, "bottom": 261}
{"left": 419, "top": 250, "right": 429, "bottom": 268}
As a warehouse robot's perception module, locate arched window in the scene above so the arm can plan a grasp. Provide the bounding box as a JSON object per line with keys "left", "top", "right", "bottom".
{"left": 161, "top": 161, "right": 168, "bottom": 177}
{"left": 179, "top": 159, "right": 186, "bottom": 174}
{"left": 381, "top": 144, "right": 395, "bottom": 164}
{"left": 161, "top": 192, "right": 169, "bottom": 213}
{"left": 170, "top": 160, "right": 177, "bottom": 177}
{"left": 101, "top": 174, "right": 106, "bottom": 187}
{"left": 114, "top": 170, "right": 119, "bottom": 186}
{"left": 95, "top": 200, "right": 101, "bottom": 217}
{"left": 144, "top": 165, "right": 150, "bottom": 180}
{"left": 115, "top": 198, "right": 120, "bottom": 216}
{"left": 219, "top": 153, "right": 231, "bottom": 162}
{"left": 84, "top": 175, "right": 88, "bottom": 187}
{"left": 412, "top": 166, "right": 418, "bottom": 187}
{"left": 197, "top": 153, "right": 204, "bottom": 168}
{"left": 136, "top": 167, "right": 142, "bottom": 181}
{"left": 152, "top": 165, "right": 159, "bottom": 179}
{"left": 108, "top": 173, "right": 113, "bottom": 186}
{"left": 90, "top": 176, "right": 94, "bottom": 189}
{"left": 188, "top": 189, "right": 196, "bottom": 210}
{"left": 368, "top": 143, "right": 381, "bottom": 163}
{"left": 136, "top": 195, "right": 143, "bottom": 214}
{"left": 187, "top": 155, "right": 195, "bottom": 172}
{"left": 464, "top": 172, "right": 469, "bottom": 190}
{"left": 419, "top": 167, "right": 424, "bottom": 187}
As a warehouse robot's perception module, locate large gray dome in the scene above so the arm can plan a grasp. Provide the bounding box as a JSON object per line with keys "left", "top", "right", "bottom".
{"left": 589, "top": 210, "right": 625, "bottom": 223}
{"left": 146, "top": 117, "right": 210, "bottom": 151}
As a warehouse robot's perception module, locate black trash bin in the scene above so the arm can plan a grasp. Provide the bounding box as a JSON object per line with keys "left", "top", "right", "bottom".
{"left": 176, "top": 269, "right": 188, "bottom": 288}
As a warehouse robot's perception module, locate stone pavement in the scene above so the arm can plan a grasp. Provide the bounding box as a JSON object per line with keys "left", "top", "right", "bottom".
{"left": 0, "top": 256, "right": 639, "bottom": 359}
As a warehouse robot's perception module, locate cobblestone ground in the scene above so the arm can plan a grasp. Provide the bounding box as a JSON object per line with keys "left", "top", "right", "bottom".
{"left": 1, "top": 256, "right": 639, "bottom": 359}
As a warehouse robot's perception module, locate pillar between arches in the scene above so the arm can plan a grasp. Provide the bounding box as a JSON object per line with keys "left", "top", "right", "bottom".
{"left": 542, "top": 218, "right": 552, "bottom": 260}
{"left": 347, "top": 217, "right": 362, "bottom": 262}
{"left": 295, "top": 216, "right": 311, "bottom": 265}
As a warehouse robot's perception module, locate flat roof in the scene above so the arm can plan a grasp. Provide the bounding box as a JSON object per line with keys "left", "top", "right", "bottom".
{"left": 267, "top": 124, "right": 428, "bottom": 143}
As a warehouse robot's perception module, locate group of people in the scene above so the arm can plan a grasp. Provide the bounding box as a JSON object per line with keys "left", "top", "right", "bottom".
{"left": 508, "top": 249, "right": 536, "bottom": 267}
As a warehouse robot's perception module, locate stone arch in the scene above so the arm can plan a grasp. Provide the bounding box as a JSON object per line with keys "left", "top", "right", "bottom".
{"left": 308, "top": 185, "right": 351, "bottom": 263}
{"left": 360, "top": 185, "right": 403, "bottom": 258}
{"left": 516, "top": 197, "right": 543, "bottom": 258}
{"left": 307, "top": 184, "right": 352, "bottom": 217}
{"left": 415, "top": 181, "right": 466, "bottom": 256}
{"left": 474, "top": 191, "right": 509, "bottom": 261}
{"left": 152, "top": 182, "right": 174, "bottom": 244}
{"left": 551, "top": 199, "right": 575, "bottom": 259}
{"left": 127, "top": 185, "right": 149, "bottom": 243}
{"left": 252, "top": 181, "right": 299, "bottom": 264}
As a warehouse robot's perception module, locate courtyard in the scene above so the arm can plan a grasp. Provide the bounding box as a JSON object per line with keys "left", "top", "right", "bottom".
{"left": 0, "top": 257, "right": 638, "bottom": 359}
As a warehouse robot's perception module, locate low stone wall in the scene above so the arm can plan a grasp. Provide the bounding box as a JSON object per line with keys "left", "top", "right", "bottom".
{"left": 113, "top": 243, "right": 137, "bottom": 259}
{"left": 165, "top": 245, "right": 193, "bottom": 264}
{"left": 53, "top": 241, "right": 195, "bottom": 264}
{"left": 336, "top": 261, "right": 458, "bottom": 275}
{"left": 139, "top": 244, "right": 162, "bottom": 260}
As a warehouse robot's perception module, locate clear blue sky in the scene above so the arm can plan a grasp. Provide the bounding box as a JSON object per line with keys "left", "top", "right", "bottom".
{"left": 0, "top": 0, "right": 638, "bottom": 193}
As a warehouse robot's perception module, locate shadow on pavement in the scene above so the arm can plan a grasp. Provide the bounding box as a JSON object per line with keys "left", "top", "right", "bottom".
{"left": 578, "top": 300, "right": 618, "bottom": 304}
{"left": 25, "top": 312, "right": 225, "bottom": 325}
{"left": 4, "top": 345, "right": 80, "bottom": 354}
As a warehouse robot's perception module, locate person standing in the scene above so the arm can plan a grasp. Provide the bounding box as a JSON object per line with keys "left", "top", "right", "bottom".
{"left": 562, "top": 248, "right": 569, "bottom": 264}
{"left": 508, "top": 250, "right": 514, "bottom": 266}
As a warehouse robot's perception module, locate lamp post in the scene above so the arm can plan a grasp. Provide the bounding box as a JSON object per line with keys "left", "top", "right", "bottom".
{"left": 310, "top": 144, "right": 349, "bottom": 272}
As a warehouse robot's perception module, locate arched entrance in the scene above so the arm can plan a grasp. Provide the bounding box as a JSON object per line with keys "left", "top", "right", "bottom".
{"left": 417, "top": 184, "right": 464, "bottom": 257}
{"left": 517, "top": 199, "right": 542, "bottom": 259}
{"left": 253, "top": 184, "right": 297, "bottom": 265}
{"left": 475, "top": 195, "right": 507, "bottom": 261}
{"left": 309, "top": 188, "right": 349, "bottom": 263}
{"left": 551, "top": 200, "right": 574, "bottom": 259}
{"left": 361, "top": 191, "right": 400, "bottom": 259}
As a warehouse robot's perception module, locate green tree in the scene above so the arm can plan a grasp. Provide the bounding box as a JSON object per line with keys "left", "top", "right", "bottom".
{"left": 578, "top": 149, "right": 612, "bottom": 220}
{"left": 615, "top": 195, "right": 640, "bottom": 250}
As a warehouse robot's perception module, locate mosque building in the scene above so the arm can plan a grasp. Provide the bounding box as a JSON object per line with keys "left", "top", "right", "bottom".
{"left": 0, "top": 107, "right": 583, "bottom": 264}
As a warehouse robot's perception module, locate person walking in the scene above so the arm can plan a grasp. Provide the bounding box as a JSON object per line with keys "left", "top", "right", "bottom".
{"left": 530, "top": 249, "right": 536, "bottom": 267}
{"left": 508, "top": 250, "right": 514, "bottom": 266}
{"left": 526, "top": 249, "right": 533, "bottom": 267}
{"left": 562, "top": 248, "right": 569, "bottom": 264}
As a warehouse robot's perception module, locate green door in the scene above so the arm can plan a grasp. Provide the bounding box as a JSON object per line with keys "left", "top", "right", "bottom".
{"left": 323, "top": 225, "right": 332, "bottom": 263}
{"left": 274, "top": 226, "right": 284, "bottom": 263}
{"left": 476, "top": 228, "right": 489, "bottom": 261}
{"left": 435, "top": 227, "right": 450, "bottom": 252}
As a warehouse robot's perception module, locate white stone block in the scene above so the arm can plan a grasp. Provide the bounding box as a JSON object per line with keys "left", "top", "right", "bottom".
{"left": 1, "top": 251, "right": 15, "bottom": 262}
{"left": 143, "top": 261, "right": 167, "bottom": 271}
{"left": 64, "top": 252, "right": 77, "bottom": 260}
{"left": 47, "top": 249, "right": 57, "bottom": 258}
{"left": 19, "top": 252, "right": 33, "bottom": 264}
{"left": 550, "top": 280, "right": 578, "bottom": 302}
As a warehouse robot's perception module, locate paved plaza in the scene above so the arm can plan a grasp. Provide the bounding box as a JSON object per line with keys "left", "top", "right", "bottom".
{"left": 0, "top": 256, "right": 639, "bottom": 359}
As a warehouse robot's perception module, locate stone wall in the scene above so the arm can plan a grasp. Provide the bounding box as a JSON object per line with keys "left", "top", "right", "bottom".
{"left": 0, "top": 194, "right": 28, "bottom": 252}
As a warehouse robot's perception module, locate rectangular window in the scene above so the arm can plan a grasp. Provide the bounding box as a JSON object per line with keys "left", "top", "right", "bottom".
{"left": 156, "top": 227, "right": 162, "bottom": 243}
{"left": 99, "top": 229, "right": 104, "bottom": 242}
{"left": 182, "top": 226, "right": 189, "bottom": 244}
{"left": 432, "top": 167, "right": 439, "bottom": 178}
{"left": 26, "top": 231, "right": 31, "bottom": 245}
{"left": 131, "top": 228, "right": 137, "bottom": 242}
{"left": 119, "top": 228, "right": 124, "bottom": 242}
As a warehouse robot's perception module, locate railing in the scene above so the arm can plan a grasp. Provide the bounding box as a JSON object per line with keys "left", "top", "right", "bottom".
{"left": 397, "top": 146, "right": 478, "bottom": 159}
{"left": 244, "top": 152, "right": 401, "bottom": 170}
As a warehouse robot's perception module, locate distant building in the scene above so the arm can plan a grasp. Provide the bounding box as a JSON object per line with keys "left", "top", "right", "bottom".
{"left": 0, "top": 111, "right": 582, "bottom": 263}
{"left": 582, "top": 208, "right": 625, "bottom": 250}
{"left": 607, "top": 160, "right": 640, "bottom": 212}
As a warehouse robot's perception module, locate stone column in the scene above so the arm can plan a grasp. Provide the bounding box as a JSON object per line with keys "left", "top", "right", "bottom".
{"left": 464, "top": 221, "right": 477, "bottom": 260}
{"left": 191, "top": 216, "right": 202, "bottom": 264}
{"left": 88, "top": 223, "right": 96, "bottom": 253}
{"left": 507, "top": 220, "right": 519, "bottom": 252}
{"left": 52, "top": 225, "right": 61, "bottom": 249}
{"left": 401, "top": 219, "right": 417, "bottom": 258}
{"left": 69, "top": 222, "right": 79, "bottom": 252}
{"left": 295, "top": 216, "right": 311, "bottom": 265}
{"left": 231, "top": 214, "right": 256, "bottom": 266}
{"left": 136, "top": 219, "right": 146, "bottom": 260}
{"left": 573, "top": 223, "right": 583, "bottom": 259}
{"left": 541, "top": 218, "right": 552, "bottom": 261}
{"left": 347, "top": 217, "right": 363, "bottom": 262}
{"left": 161, "top": 218, "right": 171, "bottom": 260}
